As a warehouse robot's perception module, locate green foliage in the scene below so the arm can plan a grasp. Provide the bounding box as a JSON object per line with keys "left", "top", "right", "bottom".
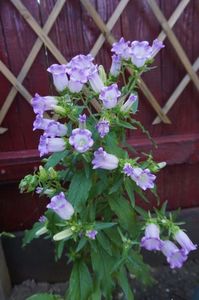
{"left": 44, "top": 150, "right": 68, "bottom": 169}
{"left": 67, "top": 170, "right": 92, "bottom": 211}
{"left": 23, "top": 222, "right": 44, "bottom": 247}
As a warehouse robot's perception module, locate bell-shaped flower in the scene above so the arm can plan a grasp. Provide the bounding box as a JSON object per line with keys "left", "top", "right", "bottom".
{"left": 31, "top": 93, "right": 58, "bottom": 116}
{"left": 141, "top": 223, "right": 163, "bottom": 251}
{"left": 47, "top": 64, "right": 68, "bottom": 92}
{"left": 33, "top": 115, "right": 53, "bottom": 131}
{"left": 161, "top": 240, "right": 188, "bottom": 269}
{"left": 68, "top": 79, "right": 84, "bottom": 93}
{"left": 47, "top": 192, "right": 74, "bottom": 220}
{"left": 110, "top": 54, "right": 122, "bottom": 77}
{"left": 45, "top": 121, "right": 67, "bottom": 137}
{"left": 123, "top": 163, "right": 156, "bottom": 190}
{"left": 38, "top": 134, "right": 66, "bottom": 157}
{"left": 130, "top": 41, "right": 153, "bottom": 68}
{"left": 96, "top": 119, "right": 110, "bottom": 138}
{"left": 88, "top": 65, "right": 104, "bottom": 93}
{"left": 69, "top": 128, "right": 93, "bottom": 153}
{"left": 174, "top": 229, "right": 197, "bottom": 254}
{"left": 92, "top": 147, "right": 119, "bottom": 170}
{"left": 120, "top": 94, "right": 137, "bottom": 112}
{"left": 111, "top": 37, "right": 131, "bottom": 60}
{"left": 151, "top": 39, "right": 165, "bottom": 57}
{"left": 66, "top": 54, "right": 94, "bottom": 74}
{"left": 99, "top": 84, "right": 121, "bottom": 109}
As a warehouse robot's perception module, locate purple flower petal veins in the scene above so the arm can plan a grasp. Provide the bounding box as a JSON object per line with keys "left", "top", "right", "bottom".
{"left": 69, "top": 128, "right": 94, "bottom": 153}
{"left": 141, "top": 223, "right": 163, "bottom": 251}
{"left": 86, "top": 230, "right": 98, "bottom": 240}
{"left": 38, "top": 135, "right": 66, "bottom": 157}
{"left": 161, "top": 240, "right": 188, "bottom": 269}
{"left": 66, "top": 54, "right": 94, "bottom": 74}
{"left": 130, "top": 41, "right": 152, "bottom": 68}
{"left": 92, "top": 147, "right": 119, "bottom": 170}
{"left": 47, "top": 192, "right": 74, "bottom": 220}
{"left": 123, "top": 163, "right": 156, "bottom": 190}
{"left": 34, "top": 115, "right": 67, "bottom": 137}
{"left": 120, "top": 94, "right": 137, "bottom": 112}
{"left": 31, "top": 93, "right": 58, "bottom": 116}
{"left": 78, "top": 114, "right": 87, "bottom": 129}
{"left": 110, "top": 55, "right": 122, "bottom": 77}
{"left": 47, "top": 64, "right": 68, "bottom": 92}
{"left": 151, "top": 39, "right": 165, "bottom": 57}
{"left": 174, "top": 229, "right": 197, "bottom": 254}
{"left": 96, "top": 119, "right": 110, "bottom": 138}
{"left": 99, "top": 84, "right": 121, "bottom": 109}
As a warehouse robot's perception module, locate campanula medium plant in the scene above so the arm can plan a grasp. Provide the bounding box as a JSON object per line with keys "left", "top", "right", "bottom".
{"left": 20, "top": 37, "right": 197, "bottom": 300}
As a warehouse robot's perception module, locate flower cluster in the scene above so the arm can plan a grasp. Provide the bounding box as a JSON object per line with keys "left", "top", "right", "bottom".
{"left": 141, "top": 223, "right": 197, "bottom": 269}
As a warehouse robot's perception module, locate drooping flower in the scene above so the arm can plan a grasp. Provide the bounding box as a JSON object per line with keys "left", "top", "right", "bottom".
{"left": 110, "top": 55, "right": 122, "bottom": 77}
{"left": 38, "top": 135, "right": 66, "bottom": 157}
{"left": 151, "top": 39, "right": 165, "bottom": 57}
{"left": 47, "top": 64, "right": 68, "bottom": 92}
{"left": 88, "top": 65, "right": 104, "bottom": 93}
{"left": 92, "top": 147, "right": 119, "bottom": 170}
{"left": 141, "top": 223, "right": 163, "bottom": 251}
{"left": 96, "top": 119, "right": 110, "bottom": 138}
{"left": 86, "top": 230, "right": 98, "bottom": 240}
{"left": 130, "top": 41, "right": 153, "bottom": 68}
{"left": 161, "top": 240, "right": 188, "bottom": 269}
{"left": 33, "top": 115, "right": 52, "bottom": 131}
{"left": 111, "top": 37, "right": 131, "bottom": 60}
{"left": 31, "top": 93, "right": 58, "bottom": 116}
{"left": 69, "top": 128, "right": 93, "bottom": 153}
{"left": 174, "top": 229, "right": 197, "bottom": 254}
{"left": 99, "top": 84, "right": 121, "bottom": 109}
{"left": 123, "top": 164, "right": 156, "bottom": 190}
{"left": 45, "top": 121, "right": 67, "bottom": 137}
{"left": 47, "top": 192, "right": 74, "bottom": 220}
{"left": 120, "top": 94, "right": 137, "bottom": 112}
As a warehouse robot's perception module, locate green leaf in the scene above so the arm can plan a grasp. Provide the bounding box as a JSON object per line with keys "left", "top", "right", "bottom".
{"left": 109, "top": 177, "right": 123, "bottom": 194}
{"left": 44, "top": 150, "right": 68, "bottom": 169}
{"left": 131, "top": 97, "right": 138, "bottom": 114}
{"left": 91, "top": 242, "right": 115, "bottom": 298}
{"left": 97, "top": 232, "right": 112, "bottom": 256}
{"left": 0, "top": 232, "right": 15, "bottom": 238}
{"left": 55, "top": 240, "right": 65, "bottom": 260}
{"left": 116, "top": 120, "right": 136, "bottom": 130}
{"left": 95, "top": 222, "right": 116, "bottom": 230}
{"left": 134, "top": 206, "right": 148, "bottom": 218}
{"left": 117, "top": 266, "right": 134, "bottom": 300}
{"left": 67, "top": 171, "right": 92, "bottom": 211}
{"left": 105, "top": 132, "right": 126, "bottom": 158}
{"left": 108, "top": 196, "right": 136, "bottom": 236}
{"left": 124, "top": 177, "right": 135, "bottom": 207}
{"left": 68, "top": 261, "right": 92, "bottom": 300}
{"left": 76, "top": 238, "right": 87, "bottom": 252}
{"left": 26, "top": 293, "right": 63, "bottom": 300}
{"left": 23, "top": 222, "right": 43, "bottom": 247}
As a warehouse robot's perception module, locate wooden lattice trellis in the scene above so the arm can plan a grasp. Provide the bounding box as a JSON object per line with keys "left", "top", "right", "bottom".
{"left": 0, "top": 0, "right": 199, "bottom": 134}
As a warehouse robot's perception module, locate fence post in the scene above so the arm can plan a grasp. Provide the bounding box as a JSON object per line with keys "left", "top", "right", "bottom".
{"left": 0, "top": 240, "right": 11, "bottom": 300}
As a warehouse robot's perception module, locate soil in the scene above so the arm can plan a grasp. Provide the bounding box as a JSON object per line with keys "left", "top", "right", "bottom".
{"left": 9, "top": 258, "right": 199, "bottom": 300}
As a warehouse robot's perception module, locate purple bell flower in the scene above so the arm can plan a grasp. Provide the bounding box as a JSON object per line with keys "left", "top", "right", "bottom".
{"left": 130, "top": 41, "right": 152, "bottom": 68}
{"left": 86, "top": 230, "right": 98, "bottom": 240}
{"left": 161, "top": 240, "right": 188, "bottom": 269}
{"left": 33, "top": 115, "right": 53, "bottom": 131}
{"left": 47, "top": 64, "right": 68, "bottom": 92}
{"left": 151, "top": 39, "right": 165, "bottom": 57}
{"left": 141, "top": 223, "right": 163, "bottom": 251}
{"left": 92, "top": 147, "right": 119, "bottom": 170}
{"left": 69, "top": 128, "right": 93, "bottom": 153}
{"left": 31, "top": 93, "right": 58, "bottom": 116}
{"left": 88, "top": 65, "right": 104, "bottom": 93}
{"left": 66, "top": 54, "right": 94, "bottom": 74}
{"left": 96, "top": 119, "right": 110, "bottom": 138}
{"left": 45, "top": 121, "right": 67, "bottom": 137}
{"left": 69, "top": 67, "right": 89, "bottom": 84}
{"left": 174, "top": 229, "right": 197, "bottom": 254}
{"left": 68, "top": 79, "right": 83, "bottom": 93}
{"left": 39, "top": 215, "right": 47, "bottom": 223}
{"left": 38, "top": 135, "right": 66, "bottom": 157}
{"left": 47, "top": 192, "right": 74, "bottom": 220}
{"left": 99, "top": 84, "right": 121, "bottom": 109}
{"left": 111, "top": 37, "right": 131, "bottom": 60}
{"left": 121, "top": 94, "right": 137, "bottom": 112}
{"left": 123, "top": 163, "right": 156, "bottom": 190}
{"left": 110, "top": 54, "right": 122, "bottom": 77}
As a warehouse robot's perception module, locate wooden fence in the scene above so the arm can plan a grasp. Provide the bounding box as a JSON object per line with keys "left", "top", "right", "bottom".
{"left": 0, "top": 0, "right": 199, "bottom": 230}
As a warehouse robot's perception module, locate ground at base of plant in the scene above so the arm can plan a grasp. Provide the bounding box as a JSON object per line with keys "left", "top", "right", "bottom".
{"left": 9, "top": 258, "right": 199, "bottom": 300}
